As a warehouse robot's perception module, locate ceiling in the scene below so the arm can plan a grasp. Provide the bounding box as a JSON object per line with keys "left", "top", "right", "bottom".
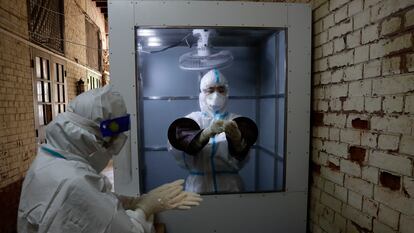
{"left": 137, "top": 28, "right": 281, "bottom": 49}
{"left": 92, "top": 0, "right": 107, "bottom": 18}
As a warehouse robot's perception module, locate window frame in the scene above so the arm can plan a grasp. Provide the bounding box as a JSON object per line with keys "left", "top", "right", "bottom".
{"left": 27, "top": 0, "right": 65, "bottom": 54}
{"left": 31, "top": 48, "right": 67, "bottom": 144}
{"left": 85, "top": 17, "right": 103, "bottom": 72}
{"left": 109, "top": 2, "right": 311, "bottom": 233}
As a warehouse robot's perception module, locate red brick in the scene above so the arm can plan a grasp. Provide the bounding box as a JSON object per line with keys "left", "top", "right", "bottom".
{"left": 380, "top": 171, "right": 401, "bottom": 191}
{"left": 312, "top": 162, "right": 322, "bottom": 175}
{"left": 313, "top": 112, "right": 324, "bottom": 126}
{"left": 351, "top": 118, "right": 370, "bottom": 130}
{"left": 328, "top": 162, "right": 340, "bottom": 171}
{"left": 349, "top": 146, "right": 366, "bottom": 164}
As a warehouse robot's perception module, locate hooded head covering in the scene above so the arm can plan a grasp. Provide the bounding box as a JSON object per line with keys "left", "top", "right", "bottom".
{"left": 45, "top": 85, "right": 128, "bottom": 172}
{"left": 199, "top": 69, "right": 229, "bottom": 116}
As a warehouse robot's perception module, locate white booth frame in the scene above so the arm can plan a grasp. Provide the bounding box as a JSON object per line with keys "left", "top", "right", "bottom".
{"left": 109, "top": 1, "right": 311, "bottom": 232}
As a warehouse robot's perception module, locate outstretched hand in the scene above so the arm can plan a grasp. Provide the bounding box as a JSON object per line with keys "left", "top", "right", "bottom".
{"left": 134, "top": 180, "right": 202, "bottom": 218}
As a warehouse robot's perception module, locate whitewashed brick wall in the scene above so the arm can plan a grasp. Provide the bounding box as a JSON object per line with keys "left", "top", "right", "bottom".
{"left": 310, "top": 0, "right": 414, "bottom": 232}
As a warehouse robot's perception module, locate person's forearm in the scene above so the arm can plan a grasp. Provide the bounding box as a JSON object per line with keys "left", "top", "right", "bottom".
{"left": 228, "top": 137, "right": 247, "bottom": 154}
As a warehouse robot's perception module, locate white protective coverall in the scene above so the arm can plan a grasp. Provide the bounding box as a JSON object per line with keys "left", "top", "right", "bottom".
{"left": 168, "top": 69, "right": 258, "bottom": 194}
{"left": 18, "top": 85, "right": 153, "bottom": 233}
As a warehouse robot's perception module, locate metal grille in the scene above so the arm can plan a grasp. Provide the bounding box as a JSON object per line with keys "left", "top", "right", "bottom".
{"left": 86, "top": 19, "right": 101, "bottom": 71}
{"left": 28, "top": 0, "right": 64, "bottom": 53}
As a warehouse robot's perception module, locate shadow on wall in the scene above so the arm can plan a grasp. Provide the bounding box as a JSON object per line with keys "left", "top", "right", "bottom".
{"left": 0, "top": 179, "right": 23, "bottom": 233}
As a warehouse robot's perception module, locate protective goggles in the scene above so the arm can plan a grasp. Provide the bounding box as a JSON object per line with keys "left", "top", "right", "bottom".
{"left": 100, "top": 114, "right": 131, "bottom": 137}
{"left": 202, "top": 85, "right": 227, "bottom": 95}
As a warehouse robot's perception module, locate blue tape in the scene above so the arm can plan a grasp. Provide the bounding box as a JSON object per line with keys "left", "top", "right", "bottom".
{"left": 214, "top": 111, "right": 228, "bottom": 120}
{"left": 41, "top": 147, "right": 66, "bottom": 160}
{"left": 214, "top": 69, "right": 220, "bottom": 83}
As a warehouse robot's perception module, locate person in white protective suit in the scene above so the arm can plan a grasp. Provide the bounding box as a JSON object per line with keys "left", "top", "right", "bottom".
{"left": 168, "top": 69, "right": 258, "bottom": 194}
{"left": 18, "top": 85, "right": 202, "bottom": 233}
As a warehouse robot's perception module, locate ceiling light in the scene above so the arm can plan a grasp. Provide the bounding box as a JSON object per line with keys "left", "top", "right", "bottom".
{"left": 148, "top": 42, "right": 161, "bottom": 47}
{"left": 138, "top": 29, "right": 155, "bottom": 37}
{"left": 148, "top": 37, "right": 161, "bottom": 43}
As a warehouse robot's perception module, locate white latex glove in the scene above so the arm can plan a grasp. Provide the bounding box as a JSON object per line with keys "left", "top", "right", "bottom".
{"left": 119, "top": 189, "right": 202, "bottom": 211}
{"left": 199, "top": 120, "right": 225, "bottom": 142}
{"left": 135, "top": 179, "right": 183, "bottom": 218}
{"left": 173, "top": 191, "right": 203, "bottom": 210}
{"left": 135, "top": 180, "right": 202, "bottom": 218}
{"left": 223, "top": 120, "right": 242, "bottom": 141}
{"left": 224, "top": 120, "right": 248, "bottom": 154}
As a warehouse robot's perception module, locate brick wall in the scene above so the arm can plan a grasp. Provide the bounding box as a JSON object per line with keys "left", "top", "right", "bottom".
{"left": 310, "top": 0, "right": 414, "bottom": 232}
{"left": 0, "top": 0, "right": 35, "bottom": 190}
{"left": 64, "top": 0, "right": 107, "bottom": 100}
{"left": 0, "top": 0, "right": 107, "bottom": 232}
{"left": 0, "top": 0, "right": 35, "bottom": 232}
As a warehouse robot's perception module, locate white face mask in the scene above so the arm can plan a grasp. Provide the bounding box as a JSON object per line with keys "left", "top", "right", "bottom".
{"left": 106, "top": 133, "right": 127, "bottom": 156}
{"left": 88, "top": 149, "right": 112, "bottom": 173}
{"left": 88, "top": 133, "right": 127, "bottom": 173}
{"left": 205, "top": 92, "right": 227, "bottom": 112}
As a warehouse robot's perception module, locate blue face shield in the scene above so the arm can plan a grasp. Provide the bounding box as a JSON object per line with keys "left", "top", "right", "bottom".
{"left": 100, "top": 114, "right": 131, "bottom": 137}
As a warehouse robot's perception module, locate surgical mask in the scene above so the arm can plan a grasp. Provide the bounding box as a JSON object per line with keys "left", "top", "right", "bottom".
{"left": 88, "top": 147, "right": 113, "bottom": 173}
{"left": 205, "top": 92, "right": 226, "bottom": 112}
{"left": 87, "top": 134, "right": 127, "bottom": 173}
{"left": 105, "top": 133, "right": 128, "bottom": 155}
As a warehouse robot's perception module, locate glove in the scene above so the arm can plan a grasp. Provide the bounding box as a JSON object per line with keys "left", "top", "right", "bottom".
{"left": 224, "top": 120, "right": 247, "bottom": 153}
{"left": 173, "top": 191, "right": 203, "bottom": 210}
{"left": 223, "top": 120, "right": 242, "bottom": 142}
{"left": 199, "top": 120, "right": 225, "bottom": 143}
{"left": 135, "top": 179, "right": 183, "bottom": 218}
{"left": 134, "top": 180, "right": 202, "bottom": 218}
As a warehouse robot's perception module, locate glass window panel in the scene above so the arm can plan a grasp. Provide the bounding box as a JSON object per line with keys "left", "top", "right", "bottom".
{"left": 59, "top": 85, "right": 62, "bottom": 103}
{"left": 43, "top": 82, "right": 50, "bottom": 103}
{"left": 44, "top": 104, "right": 53, "bottom": 125}
{"left": 61, "top": 65, "right": 65, "bottom": 83}
{"left": 48, "top": 82, "right": 51, "bottom": 102}
{"left": 38, "top": 105, "right": 44, "bottom": 126}
{"left": 55, "top": 63, "right": 59, "bottom": 82}
{"left": 61, "top": 85, "right": 65, "bottom": 102}
{"left": 63, "top": 104, "right": 66, "bottom": 112}
{"left": 54, "top": 84, "right": 59, "bottom": 103}
{"left": 137, "top": 27, "right": 286, "bottom": 194}
{"left": 57, "top": 85, "right": 60, "bottom": 102}
{"left": 35, "top": 57, "right": 41, "bottom": 78}
{"left": 37, "top": 81, "right": 43, "bottom": 102}
{"left": 42, "top": 59, "right": 49, "bottom": 80}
